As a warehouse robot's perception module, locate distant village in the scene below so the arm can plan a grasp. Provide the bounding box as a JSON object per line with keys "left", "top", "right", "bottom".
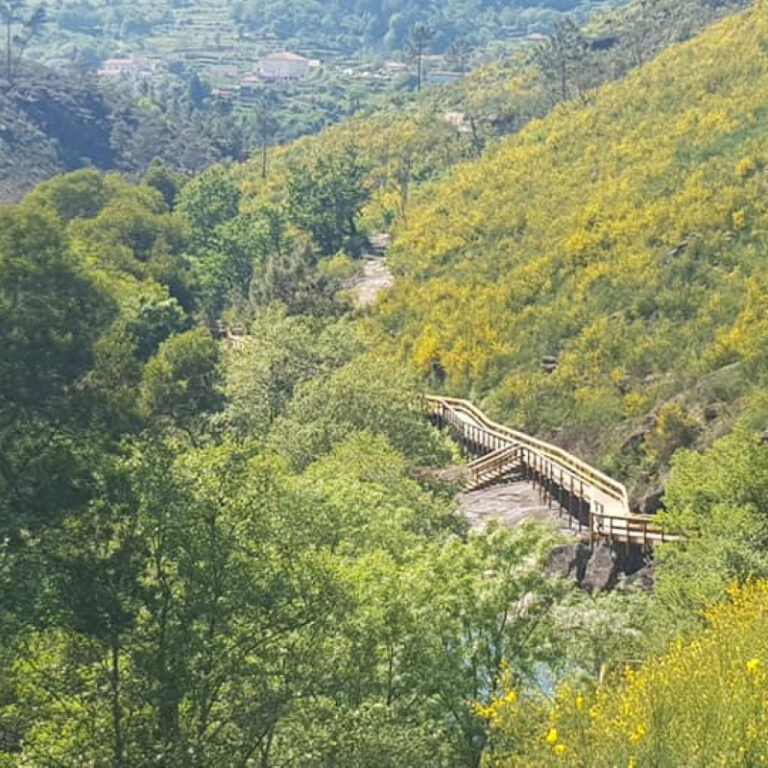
{"left": 97, "top": 49, "right": 466, "bottom": 102}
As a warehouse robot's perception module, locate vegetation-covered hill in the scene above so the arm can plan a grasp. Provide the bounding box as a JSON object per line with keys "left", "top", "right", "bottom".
{"left": 235, "top": 0, "right": 749, "bottom": 237}
{"left": 2, "top": 0, "right": 745, "bottom": 202}
{"left": 33, "top": 0, "right": 623, "bottom": 67}
{"left": 0, "top": 63, "right": 258, "bottom": 202}
{"left": 369, "top": 0, "right": 768, "bottom": 497}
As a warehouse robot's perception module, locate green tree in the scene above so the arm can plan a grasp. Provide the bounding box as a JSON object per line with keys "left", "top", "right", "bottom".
{"left": 8, "top": 439, "right": 349, "bottom": 767}
{"left": 250, "top": 90, "right": 279, "bottom": 180}
{"left": 534, "top": 18, "right": 590, "bottom": 103}
{"left": 287, "top": 142, "right": 370, "bottom": 257}
{"left": 0, "top": 202, "right": 115, "bottom": 536}
{"left": 142, "top": 159, "right": 187, "bottom": 210}
{"left": 224, "top": 307, "right": 360, "bottom": 438}
{"left": 24, "top": 168, "right": 118, "bottom": 223}
{"left": 125, "top": 295, "right": 191, "bottom": 361}
{"left": 139, "top": 327, "right": 223, "bottom": 434}
{"left": 405, "top": 22, "right": 434, "bottom": 92}
{"left": 191, "top": 203, "right": 291, "bottom": 323}
{"left": 176, "top": 165, "right": 241, "bottom": 246}
{"left": 0, "top": 0, "right": 45, "bottom": 83}
{"left": 267, "top": 352, "right": 450, "bottom": 469}
{"left": 447, "top": 37, "right": 473, "bottom": 73}
{"left": 651, "top": 427, "right": 768, "bottom": 643}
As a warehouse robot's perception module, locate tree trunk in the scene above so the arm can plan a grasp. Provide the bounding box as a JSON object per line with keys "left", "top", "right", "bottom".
{"left": 261, "top": 139, "right": 268, "bottom": 180}
{"left": 417, "top": 50, "right": 422, "bottom": 92}
{"left": 560, "top": 58, "right": 567, "bottom": 102}
{"left": 110, "top": 635, "right": 124, "bottom": 768}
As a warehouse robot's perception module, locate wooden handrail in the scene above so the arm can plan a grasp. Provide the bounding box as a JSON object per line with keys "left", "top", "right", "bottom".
{"left": 427, "top": 395, "right": 629, "bottom": 509}
{"left": 427, "top": 394, "right": 679, "bottom": 545}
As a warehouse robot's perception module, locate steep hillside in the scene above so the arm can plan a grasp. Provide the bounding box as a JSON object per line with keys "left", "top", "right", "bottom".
{"left": 8, "top": 5, "right": 768, "bottom": 766}
{"left": 374, "top": 1, "right": 768, "bottom": 493}
{"left": 236, "top": 0, "right": 748, "bottom": 226}
{"left": 0, "top": 64, "right": 243, "bottom": 202}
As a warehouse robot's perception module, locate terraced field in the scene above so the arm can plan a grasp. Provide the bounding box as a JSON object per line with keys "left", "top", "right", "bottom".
{"left": 25, "top": 0, "right": 629, "bottom": 85}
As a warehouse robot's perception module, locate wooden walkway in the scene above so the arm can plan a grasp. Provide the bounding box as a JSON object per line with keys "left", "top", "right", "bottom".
{"left": 428, "top": 395, "right": 677, "bottom": 546}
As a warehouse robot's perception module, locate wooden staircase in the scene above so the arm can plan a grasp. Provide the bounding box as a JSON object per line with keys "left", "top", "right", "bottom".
{"left": 467, "top": 444, "right": 522, "bottom": 490}
{"left": 428, "top": 395, "right": 680, "bottom": 546}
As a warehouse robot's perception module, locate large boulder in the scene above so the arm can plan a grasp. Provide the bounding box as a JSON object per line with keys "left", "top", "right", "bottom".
{"left": 622, "top": 563, "right": 655, "bottom": 592}
{"left": 581, "top": 543, "right": 620, "bottom": 592}
{"left": 546, "top": 542, "right": 592, "bottom": 583}
{"left": 633, "top": 487, "right": 665, "bottom": 515}
{"left": 548, "top": 542, "right": 653, "bottom": 593}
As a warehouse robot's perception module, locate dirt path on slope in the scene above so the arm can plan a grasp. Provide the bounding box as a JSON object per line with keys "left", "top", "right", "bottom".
{"left": 348, "top": 233, "right": 394, "bottom": 307}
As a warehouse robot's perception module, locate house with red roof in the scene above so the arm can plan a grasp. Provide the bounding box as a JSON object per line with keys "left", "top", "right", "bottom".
{"left": 257, "top": 52, "right": 319, "bottom": 80}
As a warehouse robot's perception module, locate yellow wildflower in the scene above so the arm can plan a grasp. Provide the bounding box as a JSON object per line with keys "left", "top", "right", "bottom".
{"left": 472, "top": 703, "right": 495, "bottom": 720}
{"left": 554, "top": 743, "right": 566, "bottom": 757}
{"left": 630, "top": 725, "right": 647, "bottom": 745}
{"left": 575, "top": 694, "right": 585, "bottom": 711}
{"left": 505, "top": 689, "right": 518, "bottom": 703}
{"left": 628, "top": 759, "right": 638, "bottom": 768}
{"left": 735, "top": 157, "right": 756, "bottom": 179}
{"left": 546, "top": 728, "right": 558, "bottom": 744}
{"left": 747, "top": 658, "right": 761, "bottom": 675}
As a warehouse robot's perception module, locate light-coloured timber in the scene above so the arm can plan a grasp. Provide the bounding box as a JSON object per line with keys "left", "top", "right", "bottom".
{"left": 427, "top": 395, "right": 679, "bottom": 546}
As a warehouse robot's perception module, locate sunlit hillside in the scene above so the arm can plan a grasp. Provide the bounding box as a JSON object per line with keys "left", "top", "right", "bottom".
{"left": 482, "top": 578, "right": 768, "bottom": 766}
{"left": 7, "top": 1, "right": 768, "bottom": 765}
{"left": 236, "top": 0, "right": 750, "bottom": 254}
{"left": 375, "top": 0, "right": 768, "bottom": 491}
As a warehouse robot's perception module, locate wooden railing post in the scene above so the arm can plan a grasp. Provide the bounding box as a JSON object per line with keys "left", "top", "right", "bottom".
{"left": 426, "top": 395, "right": 675, "bottom": 546}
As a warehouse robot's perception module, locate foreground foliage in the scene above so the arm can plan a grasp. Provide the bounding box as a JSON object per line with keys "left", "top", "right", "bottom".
{"left": 0, "top": 166, "right": 598, "bottom": 767}
{"left": 483, "top": 580, "right": 768, "bottom": 767}
{"left": 6, "top": 1, "right": 768, "bottom": 763}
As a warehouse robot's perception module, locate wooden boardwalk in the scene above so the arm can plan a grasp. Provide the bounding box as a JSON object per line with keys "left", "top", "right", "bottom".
{"left": 428, "top": 395, "right": 678, "bottom": 547}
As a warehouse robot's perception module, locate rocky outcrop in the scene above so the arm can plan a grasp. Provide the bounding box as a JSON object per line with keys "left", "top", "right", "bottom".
{"left": 582, "top": 543, "right": 619, "bottom": 591}
{"left": 547, "top": 541, "right": 652, "bottom": 593}
{"left": 633, "top": 487, "right": 665, "bottom": 515}
{"left": 546, "top": 542, "right": 592, "bottom": 583}
{"left": 623, "top": 563, "right": 655, "bottom": 591}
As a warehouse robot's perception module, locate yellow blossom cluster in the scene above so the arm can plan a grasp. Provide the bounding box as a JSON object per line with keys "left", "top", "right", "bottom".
{"left": 482, "top": 580, "right": 768, "bottom": 766}
{"left": 373, "top": 0, "right": 768, "bottom": 451}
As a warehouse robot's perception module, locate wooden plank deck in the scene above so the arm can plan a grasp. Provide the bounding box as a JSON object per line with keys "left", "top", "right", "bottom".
{"left": 427, "top": 395, "right": 678, "bottom": 545}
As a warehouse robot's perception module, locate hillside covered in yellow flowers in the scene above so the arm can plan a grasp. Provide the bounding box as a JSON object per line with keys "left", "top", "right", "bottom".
{"left": 375, "top": 0, "right": 768, "bottom": 491}
{"left": 481, "top": 579, "right": 768, "bottom": 767}
{"left": 8, "top": 1, "right": 768, "bottom": 764}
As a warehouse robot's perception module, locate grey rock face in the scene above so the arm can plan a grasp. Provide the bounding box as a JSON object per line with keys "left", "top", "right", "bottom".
{"left": 581, "top": 543, "right": 620, "bottom": 592}
{"left": 546, "top": 542, "right": 592, "bottom": 583}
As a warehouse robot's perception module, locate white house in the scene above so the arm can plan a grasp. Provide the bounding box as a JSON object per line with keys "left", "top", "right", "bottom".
{"left": 257, "top": 52, "right": 317, "bottom": 80}
{"left": 98, "top": 57, "right": 159, "bottom": 80}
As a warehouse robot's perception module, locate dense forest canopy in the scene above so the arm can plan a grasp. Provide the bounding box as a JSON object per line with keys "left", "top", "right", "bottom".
{"left": 228, "top": 0, "right": 604, "bottom": 51}
{"left": 36, "top": 0, "right": 626, "bottom": 60}
{"left": 0, "top": 63, "right": 258, "bottom": 203}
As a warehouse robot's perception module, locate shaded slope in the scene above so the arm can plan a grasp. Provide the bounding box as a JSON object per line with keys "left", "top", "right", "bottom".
{"left": 0, "top": 64, "right": 226, "bottom": 202}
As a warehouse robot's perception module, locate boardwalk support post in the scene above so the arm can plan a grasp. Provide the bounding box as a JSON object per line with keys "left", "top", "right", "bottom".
{"left": 425, "top": 394, "right": 678, "bottom": 547}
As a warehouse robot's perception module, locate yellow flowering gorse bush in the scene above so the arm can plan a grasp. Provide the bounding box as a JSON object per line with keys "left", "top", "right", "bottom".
{"left": 374, "top": 0, "right": 768, "bottom": 458}
{"left": 482, "top": 581, "right": 768, "bottom": 767}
